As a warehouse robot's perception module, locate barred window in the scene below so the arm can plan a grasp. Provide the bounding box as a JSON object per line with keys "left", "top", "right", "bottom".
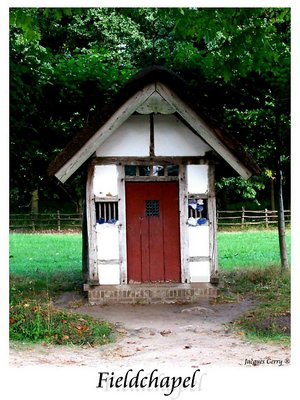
{"left": 96, "top": 201, "right": 118, "bottom": 223}
{"left": 145, "top": 200, "right": 160, "bottom": 217}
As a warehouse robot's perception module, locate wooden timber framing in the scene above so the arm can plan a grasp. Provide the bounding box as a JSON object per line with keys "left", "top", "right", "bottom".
{"left": 179, "top": 164, "right": 189, "bottom": 283}
{"left": 86, "top": 164, "right": 99, "bottom": 284}
{"left": 89, "top": 158, "right": 214, "bottom": 285}
{"left": 98, "top": 259, "right": 120, "bottom": 265}
{"left": 55, "top": 84, "right": 157, "bottom": 183}
{"left": 155, "top": 82, "right": 253, "bottom": 180}
{"left": 95, "top": 195, "right": 118, "bottom": 202}
{"left": 188, "top": 193, "right": 209, "bottom": 199}
{"left": 149, "top": 114, "right": 155, "bottom": 156}
{"left": 48, "top": 67, "right": 260, "bottom": 183}
{"left": 207, "top": 164, "right": 218, "bottom": 279}
{"left": 47, "top": 67, "right": 261, "bottom": 300}
{"left": 125, "top": 176, "right": 178, "bottom": 182}
{"left": 116, "top": 164, "right": 127, "bottom": 284}
{"left": 90, "top": 156, "right": 218, "bottom": 166}
{"left": 189, "top": 256, "right": 211, "bottom": 262}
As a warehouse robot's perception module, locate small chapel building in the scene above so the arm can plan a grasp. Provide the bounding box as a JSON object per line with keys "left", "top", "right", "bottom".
{"left": 48, "top": 67, "right": 259, "bottom": 304}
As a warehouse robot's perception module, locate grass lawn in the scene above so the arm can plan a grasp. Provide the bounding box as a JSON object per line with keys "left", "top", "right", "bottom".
{"left": 9, "top": 230, "right": 291, "bottom": 344}
{"left": 9, "top": 233, "right": 112, "bottom": 345}
{"left": 218, "top": 230, "right": 291, "bottom": 269}
{"left": 217, "top": 230, "right": 291, "bottom": 343}
{"left": 9, "top": 233, "right": 82, "bottom": 275}
{"left": 10, "top": 233, "right": 83, "bottom": 294}
{"left": 10, "top": 230, "right": 291, "bottom": 274}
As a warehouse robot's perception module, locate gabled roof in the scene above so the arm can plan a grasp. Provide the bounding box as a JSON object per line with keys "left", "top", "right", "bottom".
{"left": 47, "top": 66, "right": 260, "bottom": 183}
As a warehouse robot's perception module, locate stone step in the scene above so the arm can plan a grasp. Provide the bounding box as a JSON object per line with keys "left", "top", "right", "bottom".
{"left": 84, "top": 283, "right": 218, "bottom": 305}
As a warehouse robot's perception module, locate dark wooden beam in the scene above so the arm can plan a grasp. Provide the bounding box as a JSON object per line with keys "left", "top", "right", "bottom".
{"left": 90, "top": 155, "right": 219, "bottom": 166}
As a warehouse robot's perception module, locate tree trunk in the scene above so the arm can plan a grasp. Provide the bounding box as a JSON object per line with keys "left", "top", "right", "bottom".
{"left": 276, "top": 162, "right": 289, "bottom": 270}
{"left": 270, "top": 178, "right": 276, "bottom": 211}
{"left": 274, "top": 103, "right": 289, "bottom": 271}
{"left": 31, "top": 189, "right": 39, "bottom": 214}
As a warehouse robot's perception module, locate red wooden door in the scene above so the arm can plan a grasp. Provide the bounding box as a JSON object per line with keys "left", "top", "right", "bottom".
{"left": 126, "top": 182, "right": 181, "bottom": 283}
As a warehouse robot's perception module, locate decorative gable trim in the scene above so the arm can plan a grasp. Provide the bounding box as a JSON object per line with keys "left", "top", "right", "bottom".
{"left": 48, "top": 67, "right": 259, "bottom": 183}
{"left": 136, "top": 91, "right": 176, "bottom": 114}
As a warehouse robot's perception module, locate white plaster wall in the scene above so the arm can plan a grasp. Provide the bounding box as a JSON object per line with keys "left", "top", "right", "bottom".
{"left": 96, "top": 224, "right": 120, "bottom": 284}
{"left": 187, "top": 165, "right": 209, "bottom": 194}
{"left": 93, "top": 165, "right": 118, "bottom": 197}
{"left": 189, "top": 261, "right": 210, "bottom": 283}
{"left": 96, "top": 115, "right": 150, "bottom": 157}
{"left": 188, "top": 225, "right": 209, "bottom": 257}
{"left": 96, "top": 224, "right": 119, "bottom": 260}
{"left": 98, "top": 264, "right": 120, "bottom": 284}
{"left": 154, "top": 115, "right": 212, "bottom": 156}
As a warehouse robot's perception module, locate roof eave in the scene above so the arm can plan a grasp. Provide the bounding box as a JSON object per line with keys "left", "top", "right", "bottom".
{"left": 48, "top": 67, "right": 260, "bottom": 182}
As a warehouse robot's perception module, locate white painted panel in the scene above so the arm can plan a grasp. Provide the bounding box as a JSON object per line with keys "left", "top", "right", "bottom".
{"left": 93, "top": 165, "right": 118, "bottom": 197}
{"left": 98, "top": 264, "right": 120, "bottom": 284}
{"left": 96, "top": 224, "right": 119, "bottom": 260}
{"left": 189, "top": 261, "right": 210, "bottom": 283}
{"left": 154, "top": 115, "right": 212, "bottom": 156}
{"left": 187, "top": 164, "right": 209, "bottom": 194}
{"left": 96, "top": 115, "right": 150, "bottom": 156}
{"left": 188, "top": 225, "right": 209, "bottom": 257}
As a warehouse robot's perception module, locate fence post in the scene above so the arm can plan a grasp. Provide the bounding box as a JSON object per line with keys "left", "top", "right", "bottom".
{"left": 265, "top": 208, "right": 269, "bottom": 228}
{"left": 57, "top": 210, "right": 61, "bottom": 231}
{"left": 241, "top": 207, "right": 245, "bottom": 228}
{"left": 31, "top": 213, "right": 35, "bottom": 231}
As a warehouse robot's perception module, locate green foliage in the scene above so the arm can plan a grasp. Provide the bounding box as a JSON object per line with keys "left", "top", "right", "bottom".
{"left": 9, "top": 233, "right": 113, "bottom": 345}
{"left": 216, "top": 176, "right": 266, "bottom": 204}
{"left": 9, "top": 7, "right": 290, "bottom": 209}
{"left": 172, "top": 8, "right": 290, "bottom": 85}
{"left": 10, "top": 300, "right": 112, "bottom": 345}
{"left": 169, "top": 8, "right": 290, "bottom": 206}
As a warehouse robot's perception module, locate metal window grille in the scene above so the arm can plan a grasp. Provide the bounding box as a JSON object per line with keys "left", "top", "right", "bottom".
{"left": 96, "top": 201, "right": 118, "bottom": 222}
{"left": 145, "top": 200, "right": 160, "bottom": 217}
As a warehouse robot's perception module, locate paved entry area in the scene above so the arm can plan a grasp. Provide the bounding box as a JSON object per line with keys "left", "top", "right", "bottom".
{"left": 10, "top": 293, "right": 290, "bottom": 368}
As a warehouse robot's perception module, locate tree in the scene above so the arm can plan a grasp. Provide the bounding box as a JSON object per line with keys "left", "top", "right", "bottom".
{"left": 9, "top": 8, "right": 144, "bottom": 210}
{"left": 167, "top": 7, "right": 290, "bottom": 269}
{"left": 9, "top": 7, "right": 291, "bottom": 269}
{"left": 9, "top": 8, "right": 180, "bottom": 209}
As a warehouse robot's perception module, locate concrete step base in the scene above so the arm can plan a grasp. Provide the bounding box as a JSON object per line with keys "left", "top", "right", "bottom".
{"left": 83, "top": 283, "right": 219, "bottom": 305}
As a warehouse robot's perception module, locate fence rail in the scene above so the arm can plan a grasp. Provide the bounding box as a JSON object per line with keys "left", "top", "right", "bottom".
{"left": 9, "top": 211, "right": 82, "bottom": 231}
{"left": 217, "top": 208, "right": 291, "bottom": 228}
{"left": 9, "top": 208, "right": 291, "bottom": 231}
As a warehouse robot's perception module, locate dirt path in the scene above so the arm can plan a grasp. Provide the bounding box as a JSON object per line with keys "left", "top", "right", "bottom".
{"left": 9, "top": 293, "right": 290, "bottom": 368}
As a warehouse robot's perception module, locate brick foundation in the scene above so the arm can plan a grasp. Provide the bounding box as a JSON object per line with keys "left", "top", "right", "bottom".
{"left": 83, "top": 283, "right": 219, "bottom": 305}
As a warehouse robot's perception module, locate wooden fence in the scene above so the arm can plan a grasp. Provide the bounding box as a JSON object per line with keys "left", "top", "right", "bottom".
{"left": 9, "top": 208, "right": 291, "bottom": 231}
{"left": 217, "top": 208, "right": 291, "bottom": 228}
{"left": 9, "top": 211, "right": 82, "bottom": 231}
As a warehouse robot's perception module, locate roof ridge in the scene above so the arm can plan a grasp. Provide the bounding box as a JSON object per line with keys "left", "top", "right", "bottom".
{"left": 47, "top": 66, "right": 260, "bottom": 180}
